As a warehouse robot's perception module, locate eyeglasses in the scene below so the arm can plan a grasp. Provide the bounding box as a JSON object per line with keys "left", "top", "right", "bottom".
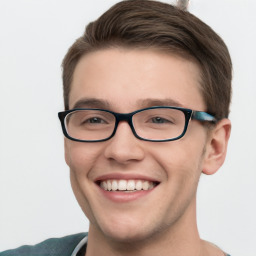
{"left": 58, "top": 106, "right": 217, "bottom": 142}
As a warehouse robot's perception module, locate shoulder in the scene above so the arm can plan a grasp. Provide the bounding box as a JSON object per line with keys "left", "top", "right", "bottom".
{"left": 201, "top": 240, "right": 231, "bottom": 256}
{"left": 0, "top": 233, "right": 87, "bottom": 256}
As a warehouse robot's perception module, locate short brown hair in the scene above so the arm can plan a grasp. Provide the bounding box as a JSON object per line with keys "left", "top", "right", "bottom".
{"left": 62, "top": 0, "right": 232, "bottom": 119}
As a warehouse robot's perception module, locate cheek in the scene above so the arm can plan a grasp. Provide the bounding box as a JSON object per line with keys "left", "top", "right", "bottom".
{"left": 155, "top": 140, "right": 204, "bottom": 173}
{"left": 66, "top": 143, "right": 103, "bottom": 223}
{"left": 152, "top": 137, "right": 206, "bottom": 197}
{"left": 65, "top": 141, "right": 103, "bottom": 174}
{"left": 152, "top": 141, "right": 205, "bottom": 217}
{"left": 69, "top": 170, "right": 98, "bottom": 224}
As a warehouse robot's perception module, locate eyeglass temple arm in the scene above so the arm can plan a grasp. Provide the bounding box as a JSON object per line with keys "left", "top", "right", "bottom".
{"left": 192, "top": 111, "right": 217, "bottom": 123}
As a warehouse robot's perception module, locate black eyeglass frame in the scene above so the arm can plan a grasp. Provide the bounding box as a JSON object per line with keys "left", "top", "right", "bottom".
{"left": 58, "top": 106, "right": 217, "bottom": 143}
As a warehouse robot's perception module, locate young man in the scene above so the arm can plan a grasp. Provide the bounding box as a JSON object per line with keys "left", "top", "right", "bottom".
{"left": 1, "top": 0, "right": 232, "bottom": 255}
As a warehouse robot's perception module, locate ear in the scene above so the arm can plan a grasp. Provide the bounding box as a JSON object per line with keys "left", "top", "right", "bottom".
{"left": 202, "top": 118, "right": 231, "bottom": 175}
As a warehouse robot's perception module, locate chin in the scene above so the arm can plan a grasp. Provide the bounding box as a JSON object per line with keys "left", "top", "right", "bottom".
{"left": 93, "top": 213, "right": 164, "bottom": 245}
{"left": 103, "top": 228, "right": 152, "bottom": 244}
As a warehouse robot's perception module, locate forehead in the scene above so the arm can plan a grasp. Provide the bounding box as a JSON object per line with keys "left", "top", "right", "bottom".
{"left": 69, "top": 48, "right": 205, "bottom": 111}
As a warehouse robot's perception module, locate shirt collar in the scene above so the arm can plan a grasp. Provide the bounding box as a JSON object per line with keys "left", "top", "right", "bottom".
{"left": 71, "top": 235, "right": 88, "bottom": 256}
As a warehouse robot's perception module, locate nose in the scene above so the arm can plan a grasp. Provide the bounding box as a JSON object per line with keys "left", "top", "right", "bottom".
{"left": 104, "top": 121, "right": 145, "bottom": 164}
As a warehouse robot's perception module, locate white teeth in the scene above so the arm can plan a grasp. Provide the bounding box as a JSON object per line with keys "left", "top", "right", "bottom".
{"left": 135, "top": 180, "right": 142, "bottom": 191}
{"left": 118, "top": 180, "right": 127, "bottom": 191}
{"left": 127, "top": 180, "right": 135, "bottom": 191}
{"left": 112, "top": 180, "right": 118, "bottom": 191}
{"left": 101, "top": 181, "right": 108, "bottom": 190}
{"left": 142, "top": 181, "right": 149, "bottom": 190}
{"left": 99, "top": 179, "right": 156, "bottom": 192}
{"left": 107, "top": 180, "right": 112, "bottom": 191}
{"left": 149, "top": 182, "right": 154, "bottom": 189}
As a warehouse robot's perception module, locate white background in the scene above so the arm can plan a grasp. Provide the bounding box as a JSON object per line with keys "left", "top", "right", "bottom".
{"left": 0, "top": 0, "right": 255, "bottom": 255}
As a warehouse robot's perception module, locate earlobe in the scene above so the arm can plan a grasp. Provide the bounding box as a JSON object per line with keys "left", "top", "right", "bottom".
{"left": 202, "top": 118, "right": 231, "bottom": 175}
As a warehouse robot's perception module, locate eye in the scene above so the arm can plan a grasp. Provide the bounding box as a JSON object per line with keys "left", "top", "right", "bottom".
{"left": 150, "top": 117, "right": 172, "bottom": 124}
{"left": 83, "top": 117, "right": 107, "bottom": 124}
{"left": 87, "top": 117, "right": 106, "bottom": 124}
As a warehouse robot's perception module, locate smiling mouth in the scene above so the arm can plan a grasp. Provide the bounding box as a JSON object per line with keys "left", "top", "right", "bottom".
{"left": 97, "top": 179, "right": 159, "bottom": 192}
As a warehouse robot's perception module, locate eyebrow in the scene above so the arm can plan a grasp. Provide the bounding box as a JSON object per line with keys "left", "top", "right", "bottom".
{"left": 137, "top": 98, "right": 184, "bottom": 108}
{"left": 71, "top": 97, "right": 184, "bottom": 110}
{"left": 72, "top": 98, "right": 110, "bottom": 109}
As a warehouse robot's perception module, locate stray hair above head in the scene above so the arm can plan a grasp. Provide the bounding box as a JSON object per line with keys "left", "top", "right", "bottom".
{"left": 62, "top": 0, "right": 232, "bottom": 120}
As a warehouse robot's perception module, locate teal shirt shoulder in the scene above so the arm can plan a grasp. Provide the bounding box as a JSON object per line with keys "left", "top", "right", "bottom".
{"left": 0, "top": 233, "right": 87, "bottom": 256}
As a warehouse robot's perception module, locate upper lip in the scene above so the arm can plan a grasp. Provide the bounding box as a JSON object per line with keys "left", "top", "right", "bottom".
{"left": 94, "top": 173, "right": 160, "bottom": 183}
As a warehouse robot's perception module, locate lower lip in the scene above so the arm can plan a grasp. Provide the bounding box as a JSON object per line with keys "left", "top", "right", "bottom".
{"left": 97, "top": 186, "right": 156, "bottom": 203}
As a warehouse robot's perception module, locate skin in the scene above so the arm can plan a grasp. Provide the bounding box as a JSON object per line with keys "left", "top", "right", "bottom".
{"left": 64, "top": 48, "right": 231, "bottom": 256}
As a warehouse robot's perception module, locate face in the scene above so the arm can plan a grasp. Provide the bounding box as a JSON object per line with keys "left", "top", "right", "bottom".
{"left": 65, "top": 48, "right": 210, "bottom": 243}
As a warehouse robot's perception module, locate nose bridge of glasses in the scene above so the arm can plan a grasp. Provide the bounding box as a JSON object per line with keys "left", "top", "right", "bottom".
{"left": 114, "top": 112, "right": 134, "bottom": 129}
{"left": 112, "top": 112, "right": 139, "bottom": 139}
